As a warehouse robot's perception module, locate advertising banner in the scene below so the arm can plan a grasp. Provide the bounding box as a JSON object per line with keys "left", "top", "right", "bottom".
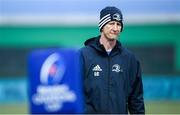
{"left": 28, "top": 48, "right": 83, "bottom": 114}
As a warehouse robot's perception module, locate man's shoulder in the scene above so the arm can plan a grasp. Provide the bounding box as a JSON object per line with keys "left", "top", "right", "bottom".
{"left": 121, "top": 46, "right": 139, "bottom": 61}
{"left": 79, "top": 46, "right": 94, "bottom": 53}
{"left": 121, "top": 47, "right": 134, "bottom": 56}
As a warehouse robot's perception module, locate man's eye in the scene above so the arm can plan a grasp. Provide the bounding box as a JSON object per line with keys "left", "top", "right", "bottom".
{"left": 109, "top": 23, "right": 114, "bottom": 25}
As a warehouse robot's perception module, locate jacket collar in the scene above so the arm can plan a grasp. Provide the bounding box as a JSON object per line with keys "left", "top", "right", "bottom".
{"left": 84, "top": 35, "right": 122, "bottom": 56}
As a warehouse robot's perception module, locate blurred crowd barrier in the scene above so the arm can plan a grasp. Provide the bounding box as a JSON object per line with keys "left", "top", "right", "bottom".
{"left": 0, "top": 78, "right": 27, "bottom": 103}
{"left": 0, "top": 76, "right": 180, "bottom": 104}
{"left": 143, "top": 76, "right": 180, "bottom": 100}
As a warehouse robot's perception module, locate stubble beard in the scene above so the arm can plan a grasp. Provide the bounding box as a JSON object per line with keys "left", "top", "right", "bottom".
{"left": 106, "top": 34, "right": 119, "bottom": 42}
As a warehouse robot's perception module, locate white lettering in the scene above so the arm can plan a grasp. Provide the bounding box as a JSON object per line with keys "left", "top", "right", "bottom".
{"left": 32, "top": 84, "right": 76, "bottom": 112}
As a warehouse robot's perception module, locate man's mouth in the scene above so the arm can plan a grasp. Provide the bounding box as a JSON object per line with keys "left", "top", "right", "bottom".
{"left": 111, "top": 32, "right": 119, "bottom": 35}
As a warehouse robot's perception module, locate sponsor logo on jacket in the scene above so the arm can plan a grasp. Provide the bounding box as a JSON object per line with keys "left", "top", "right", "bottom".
{"left": 92, "top": 64, "right": 102, "bottom": 77}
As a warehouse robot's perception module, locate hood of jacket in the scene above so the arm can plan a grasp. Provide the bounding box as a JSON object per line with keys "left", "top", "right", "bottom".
{"left": 84, "top": 35, "right": 122, "bottom": 56}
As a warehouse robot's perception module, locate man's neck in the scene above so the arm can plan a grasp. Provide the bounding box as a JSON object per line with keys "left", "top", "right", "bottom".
{"left": 100, "top": 35, "right": 116, "bottom": 51}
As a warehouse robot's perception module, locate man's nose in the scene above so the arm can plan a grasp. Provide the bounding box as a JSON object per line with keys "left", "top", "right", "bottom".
{"left": 113, "top": 24, "right": 120, "bottom": 31}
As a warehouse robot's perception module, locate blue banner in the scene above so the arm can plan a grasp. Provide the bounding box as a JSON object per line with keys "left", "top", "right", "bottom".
{"left": 27, "top": 48, "right": 83, "bottom": 114}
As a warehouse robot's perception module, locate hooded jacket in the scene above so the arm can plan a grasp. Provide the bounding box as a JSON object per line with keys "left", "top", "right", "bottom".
{"left": 80, "top": 36, "right": 145, "bottom": 114}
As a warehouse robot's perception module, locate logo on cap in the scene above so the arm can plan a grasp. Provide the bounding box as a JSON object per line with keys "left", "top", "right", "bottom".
{"left": 113, "top": 13, "right": 121, "bottom": 21}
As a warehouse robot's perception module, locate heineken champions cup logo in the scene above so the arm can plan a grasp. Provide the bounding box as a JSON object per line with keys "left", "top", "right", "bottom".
{"left": 32, "top": 53, "right": 76, "bottom": 112}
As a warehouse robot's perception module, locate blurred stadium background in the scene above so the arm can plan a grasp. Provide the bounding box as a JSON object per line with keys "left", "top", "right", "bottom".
{"left": 0, "top": 0, "right": 180, "bottom": 114}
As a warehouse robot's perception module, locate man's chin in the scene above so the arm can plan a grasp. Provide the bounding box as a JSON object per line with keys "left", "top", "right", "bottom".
{"left": 108, "top": 38, "right": 117, "bottom": 41}
{"left": 109, "top": 36, "right": 118, "bottom": 41}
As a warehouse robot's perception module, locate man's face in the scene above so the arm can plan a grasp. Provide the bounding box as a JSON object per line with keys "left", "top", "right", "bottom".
{"left": 102, "top": 21, "right": 122, "bottom": 40}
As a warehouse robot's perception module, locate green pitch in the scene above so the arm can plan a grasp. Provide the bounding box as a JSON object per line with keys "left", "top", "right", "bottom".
{"left": 0, "top": 101, "right": 180, "bottom": 114}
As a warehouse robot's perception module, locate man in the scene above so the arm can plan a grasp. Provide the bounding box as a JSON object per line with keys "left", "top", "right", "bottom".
{"left": 80, "top": 6, "right": 145, "bottom": 114}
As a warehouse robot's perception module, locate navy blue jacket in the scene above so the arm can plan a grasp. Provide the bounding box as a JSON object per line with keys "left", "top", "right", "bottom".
{"left": 80, "top": 36, "right": 145, "bottom": 114}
